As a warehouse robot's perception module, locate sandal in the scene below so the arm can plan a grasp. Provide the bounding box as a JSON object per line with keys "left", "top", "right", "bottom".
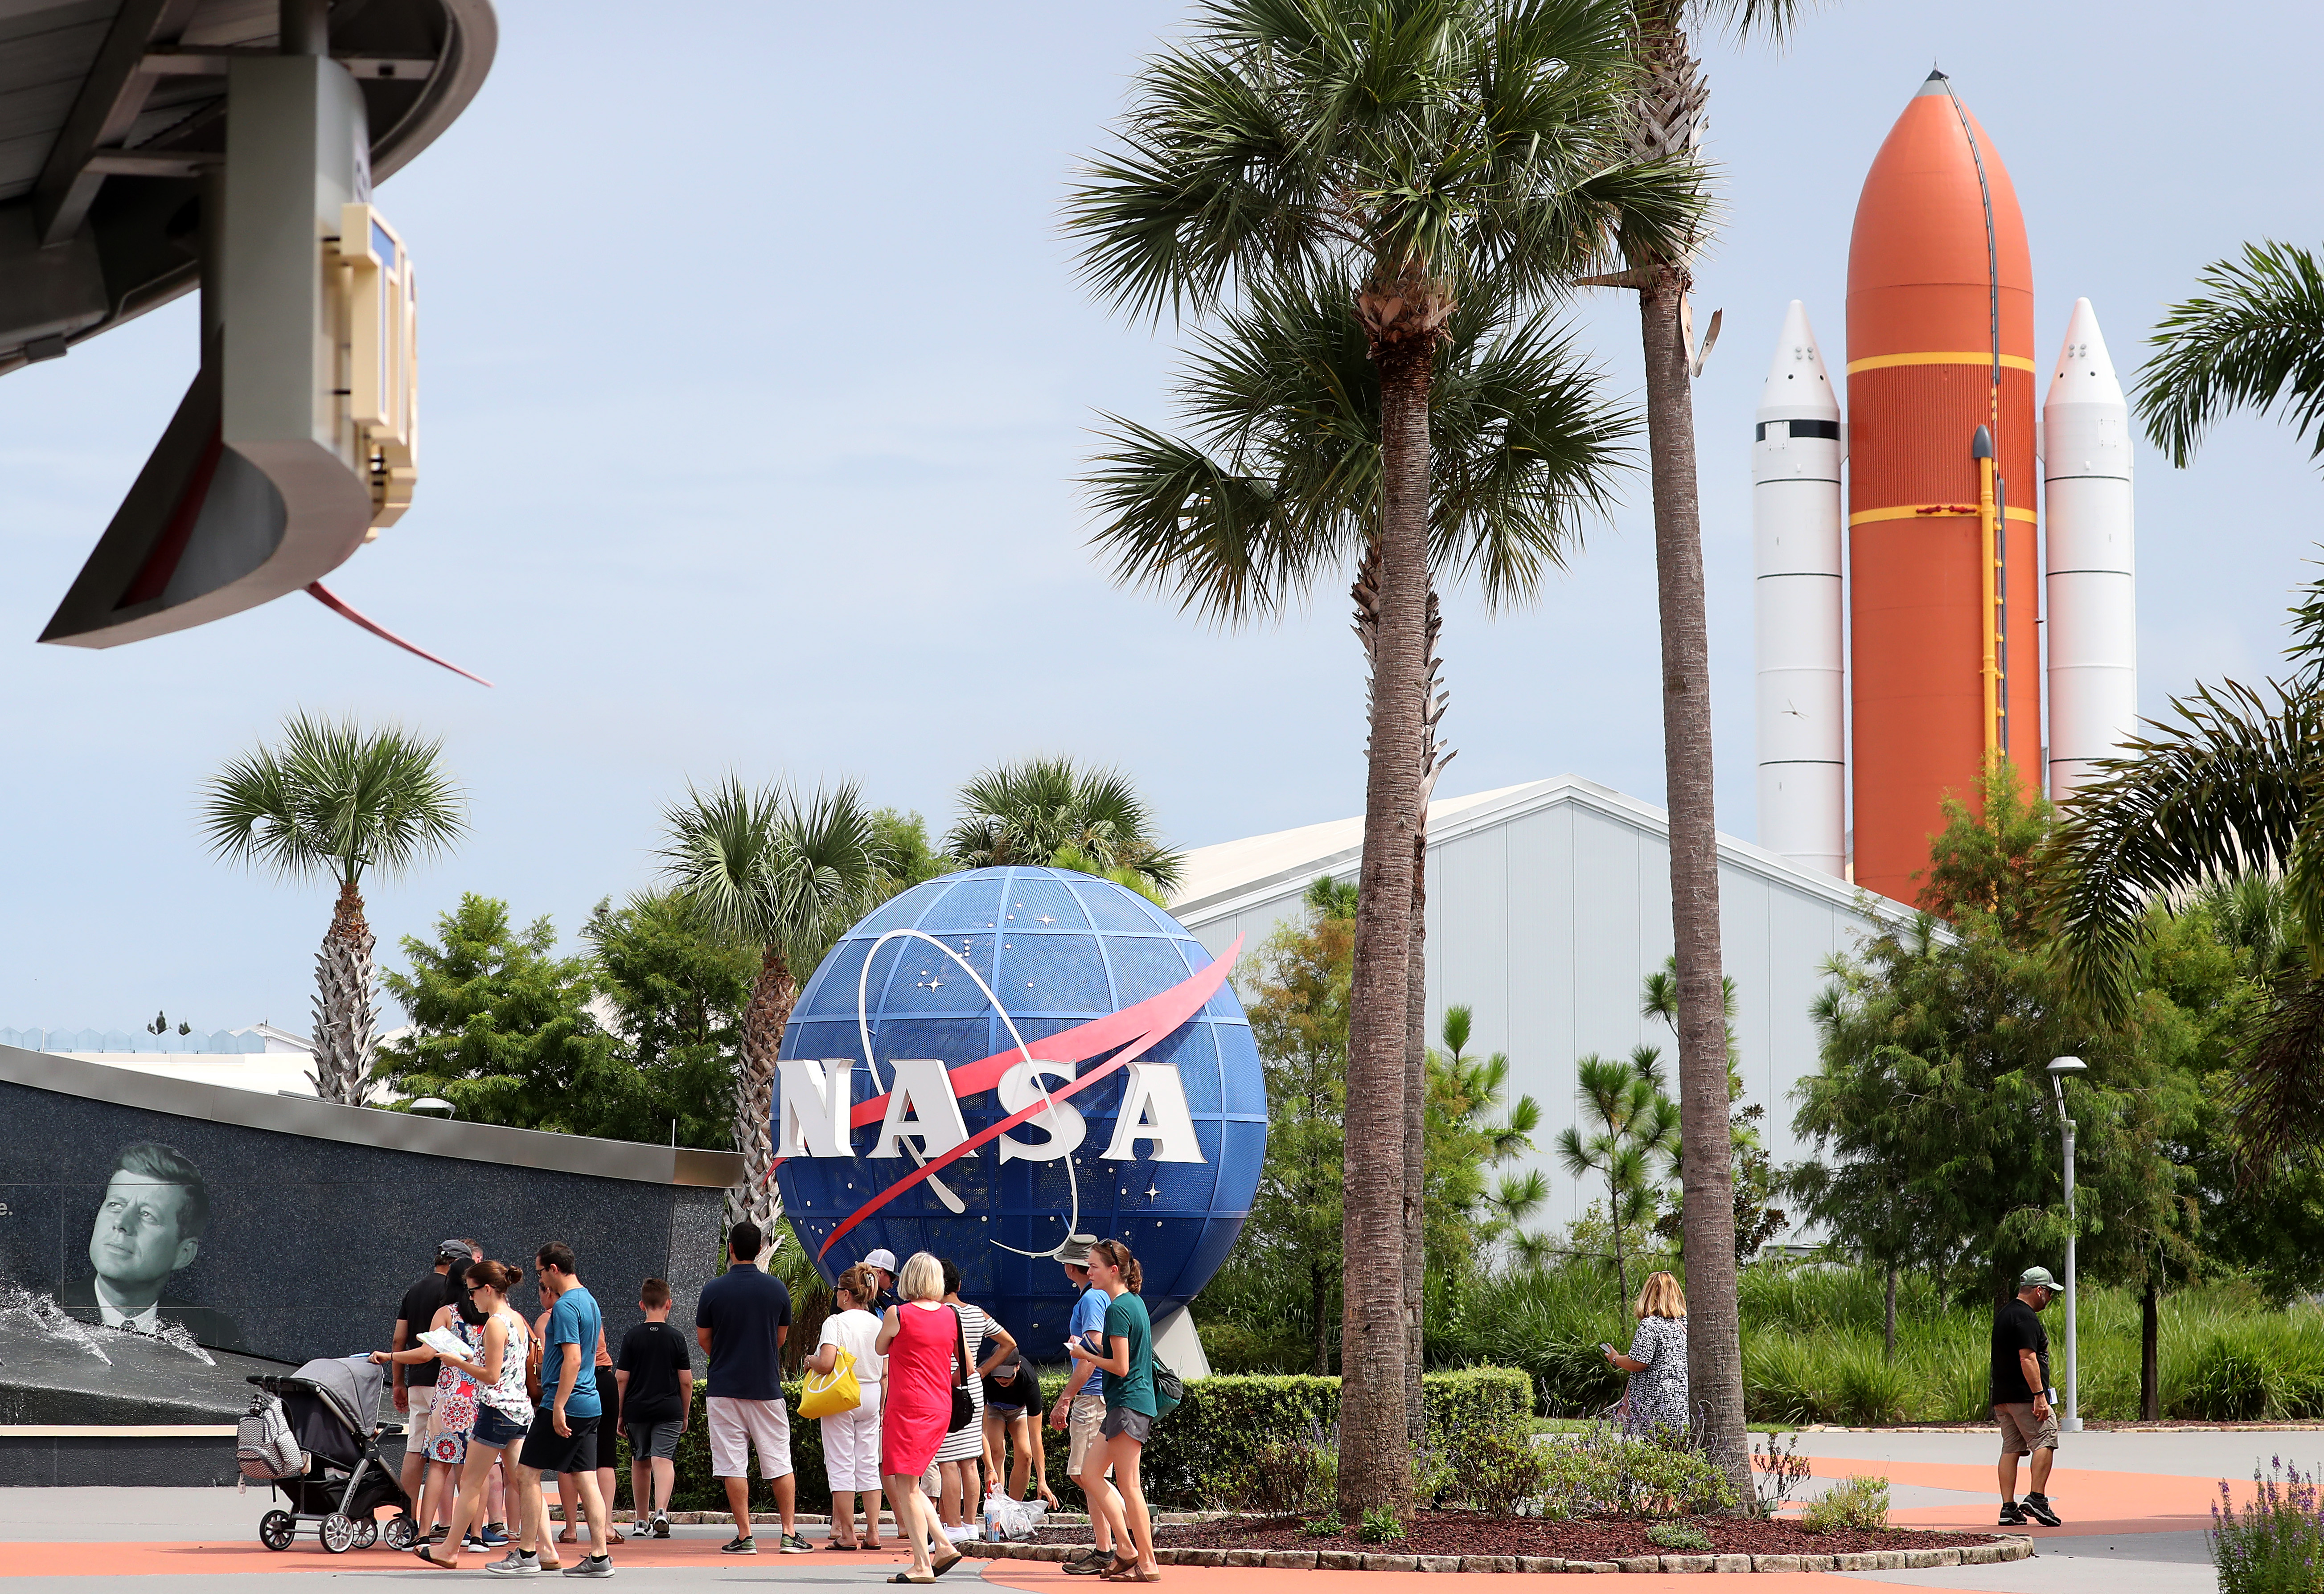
{"left": 891, "top": 1574, "right": 936, "bottom": 1585}
{"left": 1097, "top": 1557, "right": 1139, "bottom": 1579}
{"left": 558, "top": 1528, "right": 578, "bottom": 1545}
{"left": 412, "top": 1546, "right": 458, "bottom": 1569}
{"left": 932, "top": 1552, "right": 964, "bottom": 1578}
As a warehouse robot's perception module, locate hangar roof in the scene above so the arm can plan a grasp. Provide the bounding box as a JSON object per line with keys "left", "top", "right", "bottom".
{"left": 1169, "top": 774, "right": 1913, "bottom": 927}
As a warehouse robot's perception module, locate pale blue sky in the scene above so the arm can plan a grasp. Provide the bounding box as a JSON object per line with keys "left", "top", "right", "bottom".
{"left": 1, "top": 0, "right": 2316, "bottom": 1031}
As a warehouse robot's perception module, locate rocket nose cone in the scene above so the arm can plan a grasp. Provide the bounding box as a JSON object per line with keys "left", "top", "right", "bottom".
{"left": 1758, "top": 300, "right": 1839, "bottom": 420}
{"left": 2045, "top": 297, "right": 2126, "bottom": 408}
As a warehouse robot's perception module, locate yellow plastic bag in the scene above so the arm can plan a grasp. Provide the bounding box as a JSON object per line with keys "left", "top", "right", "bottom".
{"left": 798, "top": 1348, "right": 860, "bottom": 1419}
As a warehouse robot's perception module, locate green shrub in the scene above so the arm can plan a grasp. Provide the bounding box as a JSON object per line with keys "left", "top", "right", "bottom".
{"left": 1802, "top": 1475, "right": 1889, "bottom": 1533}
{"left": 1434, "top": 1268, "right": 1628, "bottom": 1416}
{"left": 1224, "top": 1426, "right": 1336, "bottom": 1517}
{"left": 1446, "top": 1427, "right": 1548, "bottom": 1516}
{"left": 2177, "top": 1338, "right": 2271, "bottom": 1422}
{"left": 1743, "top": 1332, "right": 1909, "bottom": 1425}
{"left": 1137, "top": 1367, "right": 1528, "bottom": 1510}
{"left": 1359, "top": 1506, "right": 1406, "bottom": 1543}
{"left": 1302, "top": 1515, "right": 1343, "bottom": 1537}
{"left": 2213, "top": 1460, "right": 2324, "bottom": 1594}
{"left": 1648, "top": 1520, "right": 1712, "bottom": 1550}
{"left": 1536, "top": 1424, "right": 1734, "bottom": 1520}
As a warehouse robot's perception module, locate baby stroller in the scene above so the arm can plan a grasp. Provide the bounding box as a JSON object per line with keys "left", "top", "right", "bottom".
{"left": 242, "top": 1356, "right": 419, "bottom": 1553}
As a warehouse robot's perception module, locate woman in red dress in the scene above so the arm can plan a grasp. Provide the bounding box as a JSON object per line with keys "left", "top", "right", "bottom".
{"left": 875, "top": 1252, "right": 961, "bottom": 1582}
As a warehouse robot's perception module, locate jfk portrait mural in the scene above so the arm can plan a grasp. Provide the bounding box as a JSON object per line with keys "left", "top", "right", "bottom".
{"left": 57, "top": 1143, "right": 246, "bottom": 1352}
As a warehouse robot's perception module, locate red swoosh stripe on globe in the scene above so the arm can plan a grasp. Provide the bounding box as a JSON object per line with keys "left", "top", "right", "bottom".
{"left": 802, "top": 934, "right": 1242, "bottom": 1260}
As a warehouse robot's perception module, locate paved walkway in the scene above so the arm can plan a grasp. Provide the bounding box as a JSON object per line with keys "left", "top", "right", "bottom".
{"left": 3, "top": 1427, "right": 2310, "bottom": 1593}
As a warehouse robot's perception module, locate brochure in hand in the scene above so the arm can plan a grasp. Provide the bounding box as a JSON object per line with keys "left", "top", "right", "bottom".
{"left": 419, "top": 1326, "right": 470, "bottom": 1361}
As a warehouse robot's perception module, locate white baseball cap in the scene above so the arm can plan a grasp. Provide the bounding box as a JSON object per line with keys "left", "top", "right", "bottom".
{"left": 862, "top": 1249, "right": 898, "bottom": 1273}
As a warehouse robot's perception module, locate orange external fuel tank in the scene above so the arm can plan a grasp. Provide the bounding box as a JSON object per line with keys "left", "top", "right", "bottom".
{"left": 1846, "top": 71, "right": 2041, "bottom": 905}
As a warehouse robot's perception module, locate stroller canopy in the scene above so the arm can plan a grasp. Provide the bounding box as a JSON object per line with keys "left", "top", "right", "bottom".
{"left": 288, "top": 1356, "right": 385, "bottom": 1436}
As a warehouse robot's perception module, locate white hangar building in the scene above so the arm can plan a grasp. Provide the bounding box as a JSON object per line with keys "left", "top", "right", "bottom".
{"left": 1167, "top": 776, "right": 1914, "bottom": 1228}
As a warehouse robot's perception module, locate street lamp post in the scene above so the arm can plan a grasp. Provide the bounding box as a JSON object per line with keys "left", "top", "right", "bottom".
{"left": 2048, "top": 1056, "right": 2088, "bottom": 1432}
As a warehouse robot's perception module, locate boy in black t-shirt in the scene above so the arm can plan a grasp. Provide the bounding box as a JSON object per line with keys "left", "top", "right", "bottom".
{"left": 1991, "top": 1266, "right": 2065, "bottom": 1528}
{"left": 616, "top": 1278, "right": 695, "bottom": 1539}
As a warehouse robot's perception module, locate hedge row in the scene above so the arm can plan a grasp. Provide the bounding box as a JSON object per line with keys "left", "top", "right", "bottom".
{"left": 595, "top": 1367, "right": 1533, "bottom": 1514}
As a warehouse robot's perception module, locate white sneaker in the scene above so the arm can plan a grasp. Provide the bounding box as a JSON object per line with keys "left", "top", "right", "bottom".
{"left": 487, "top": 1549, "right": 543, "bottom": 1576}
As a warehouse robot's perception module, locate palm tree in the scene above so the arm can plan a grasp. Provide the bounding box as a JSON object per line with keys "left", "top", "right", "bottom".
{"left": 1071, "top": 14, "right": 1679, "bottom": 1481}
{"left": 944, "top": 756, "right": 1184, "bottom": 895}
{"left": 1428, "top": 1005, "right": 1548, "bottom": 1266}
{"left": 659, "top": 778, "right": 885, "bottom": 1242}
{"left": 201, "top": 713, "right": 466, "bottom": 1104}
{"left": 1555, "top": 1046, "right": 1679, "bottom": 1302}
{"left": 1087, "top": 272, "right": 1636, "bottom": 1442}
{"left": 1578, "top": 0, "right": 1804, "bottom": 1498}
{"left": 2135, "top": 242, "right": 2324, "bottom": 469}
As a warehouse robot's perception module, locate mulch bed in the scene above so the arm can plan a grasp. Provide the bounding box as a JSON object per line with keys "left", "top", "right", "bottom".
{"left": 1031, "top": 1513, "right": 2008, "bottom": 1559}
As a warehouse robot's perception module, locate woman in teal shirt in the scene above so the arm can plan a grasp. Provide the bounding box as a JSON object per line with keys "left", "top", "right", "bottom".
{"left": 1066, "top": 1239, "right": 1158, "bottom": 1582}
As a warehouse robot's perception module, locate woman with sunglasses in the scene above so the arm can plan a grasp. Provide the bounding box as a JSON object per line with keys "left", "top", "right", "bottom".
{"left": 1065, "top": 1239, "right": 1158, "bottom": 1582}
{"left": 376, "top": 1259, "right": 537, "bottom": 1570}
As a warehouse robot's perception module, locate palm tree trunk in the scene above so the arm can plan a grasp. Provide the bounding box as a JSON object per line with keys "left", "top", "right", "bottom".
{"left": 308, "top": 877, "right": 378, "bottom": 1105}
{"left": 729, "top": 944, "right": 799, "bottom": 1249}
{"left": 1610, "top": 1171, "right": 1629, "bottom": 1306}
{"left": 1357, "top": 544, "right": 1450, "bottom": 1449}
{"left": 1640, "top": 262, "right": 1745, "bottom": 1500}
{"left": 1622, "top": 4, "right": 1744, "bottom": 1499}
{"left": 1884, "top": 1265, "right": 1898, "bottom": 1364}
{"left": 1312, "top": 1259, "right": 1332, "bottom": 1378}
{"left": 1337, "top": 279, "right": 1441, "bottom": 1519}
{"left": 2140, "top": 1275, "right": 2161, "bottom": 1421}
{"left": 1404, "top": 837, "right": 1429, "bottom": 1443}
{"left": 1405, "top": 577, "right": 1450, "bottom": 1445}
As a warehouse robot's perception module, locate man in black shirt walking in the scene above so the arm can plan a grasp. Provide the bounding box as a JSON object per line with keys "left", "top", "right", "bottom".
{"left": 393, "top": 1239, "right": 478, "bottom": 1527}
{"left": 1991, "top": 1266, "right": 2065, "bottom": 1528}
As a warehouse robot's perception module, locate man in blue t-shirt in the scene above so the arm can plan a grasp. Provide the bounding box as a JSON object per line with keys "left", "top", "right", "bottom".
{"left": 694, "top": 1221, "right": 805, "bottom": 1554}
{"left": 1045, "top": 1237, "right": 1113, "bottom": 1572}
{"left": 505, "top": 1243, "right": 615, "bottom": 1577}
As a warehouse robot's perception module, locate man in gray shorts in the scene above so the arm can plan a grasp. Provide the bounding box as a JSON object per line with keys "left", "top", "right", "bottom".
{"left": 1991, "top": 1266, "right": 2064, "bottom": 1528}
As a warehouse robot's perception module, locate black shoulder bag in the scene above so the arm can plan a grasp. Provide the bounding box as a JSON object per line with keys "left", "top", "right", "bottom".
{"left": 947, "top": 1307, "right": 975, "bottom": 1432}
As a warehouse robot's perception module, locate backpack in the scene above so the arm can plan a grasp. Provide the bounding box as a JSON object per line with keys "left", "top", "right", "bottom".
{"left": 1151, "top": 1357, "right": 1184, "bottom": 1421}
{"left": 237, "top": 1393, "right": 305, "bottom": 1482}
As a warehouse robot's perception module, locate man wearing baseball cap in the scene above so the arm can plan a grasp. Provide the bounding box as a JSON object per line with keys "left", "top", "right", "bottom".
{"left": 1992, "top": 1266, "right": 2065, "bottom": 1527}
{"left": 861, "top": 1250, "right": 898, "bottom": 1311}
{"left": 394, "top": 1239, "right": 480, "bottom": 1531}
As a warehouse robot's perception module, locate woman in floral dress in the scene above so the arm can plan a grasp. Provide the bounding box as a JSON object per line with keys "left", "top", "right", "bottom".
{"left": 1604, "top": 1271, "right": 1690, "bottom": 1438}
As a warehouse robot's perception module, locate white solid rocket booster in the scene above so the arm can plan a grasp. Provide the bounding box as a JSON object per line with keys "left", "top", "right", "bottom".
{"left": 2043, "top": 298, "right": 2137, "bottom": 801}
{"left": 1753, "top": 301, "right": 1846, "bottom": 876}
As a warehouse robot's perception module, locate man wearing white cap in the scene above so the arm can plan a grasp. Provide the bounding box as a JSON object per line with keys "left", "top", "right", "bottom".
{"left": 1992, "top": 1266, "right": 2065, "bottom": 1528}
{"left": 862, "top": 1250, "right": 898, "bottom": 1312}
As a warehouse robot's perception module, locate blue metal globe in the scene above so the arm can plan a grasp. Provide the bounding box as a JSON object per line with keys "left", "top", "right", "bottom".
{"left": 776, "top": 866, "right": 1265, "bottom": 1359}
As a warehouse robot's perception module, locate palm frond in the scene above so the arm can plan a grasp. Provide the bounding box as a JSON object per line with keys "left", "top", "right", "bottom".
{"left": 2135, "top": 241, "right": 2324, "bottom": 469}
{"left": 1067, "top": 0, "right": 1695, "bottom": 323}
{"left": 201, "top": 712, "right": 466, "bottom": 885}
{"left": 2045, "top": 678, "right": 2324, "bottom": 1020}
{"left": 658, "top": 776, "right": 883, "bottom": 964}
{"left": 1081, "top": 273, "right": 1632, "bottom": 618}
{"left": 944, "top": 756, "right": 1185, "bottom": 891}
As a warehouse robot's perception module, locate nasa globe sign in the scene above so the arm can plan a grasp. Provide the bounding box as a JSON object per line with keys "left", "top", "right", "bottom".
{"left": 774, "top": 866, "right": 1264, "bottom": 1356}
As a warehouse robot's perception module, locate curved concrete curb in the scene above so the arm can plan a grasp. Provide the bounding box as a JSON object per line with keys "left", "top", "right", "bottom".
{"left": 966, "top": 1536, "right": 2034, "bottom": 1572}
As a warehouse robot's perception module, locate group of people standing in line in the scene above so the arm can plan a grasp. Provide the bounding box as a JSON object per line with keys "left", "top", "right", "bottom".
{"left": 374, "top": 1227, "right": 1165, "bottom": 1582}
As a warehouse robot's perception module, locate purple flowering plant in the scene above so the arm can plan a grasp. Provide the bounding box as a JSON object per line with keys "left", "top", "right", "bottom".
{"left": 2211, "top": 1458, "right": 2324, "bottom": 1594}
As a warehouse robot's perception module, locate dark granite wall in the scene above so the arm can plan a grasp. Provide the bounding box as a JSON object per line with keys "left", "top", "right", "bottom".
{"left": 0, "top": 1080, "right": 724, "bottom": 1374}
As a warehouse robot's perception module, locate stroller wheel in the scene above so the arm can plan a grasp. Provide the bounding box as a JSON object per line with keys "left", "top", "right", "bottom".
{"left": 383, "top": 1515, "right": 420, "bottom": 1551}
{"left": 259, "top": 1510, "right": 296, "bottom": 1552}
{"left": 353, "top": 1518, "right": 380, "bottom": 1550}
{"left": 320, "top": 1513, "right": 359, "bottom": 1554}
